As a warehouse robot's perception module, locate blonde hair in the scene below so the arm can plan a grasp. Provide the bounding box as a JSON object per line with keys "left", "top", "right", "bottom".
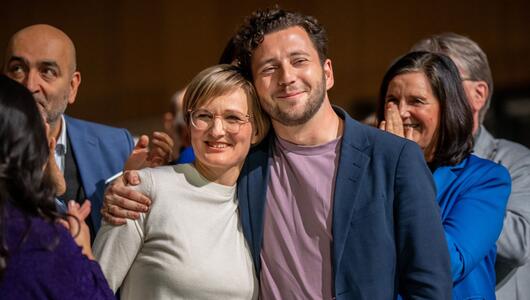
{"left": 182, "top": 64, "right": 270, "bottom": 144}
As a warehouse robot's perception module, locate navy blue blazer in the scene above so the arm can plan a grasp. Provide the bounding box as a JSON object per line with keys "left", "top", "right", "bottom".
{"left": 237, "top": 107, "right": 452, "bottom": 299}
{"left": 433, "top": 155, "right": 510, "bottom": 299}
{"left": 65, "top": 115, "right": 134, "bottom": 233}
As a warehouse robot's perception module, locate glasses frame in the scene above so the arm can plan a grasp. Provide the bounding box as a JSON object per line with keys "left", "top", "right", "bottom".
{"left": 188, "top": 109, "right": 251, "bottom": 134}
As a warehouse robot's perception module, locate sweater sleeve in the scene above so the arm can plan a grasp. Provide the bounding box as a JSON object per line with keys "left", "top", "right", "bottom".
{"left": 93, "top": 169, "right": 153, "bottom": 292}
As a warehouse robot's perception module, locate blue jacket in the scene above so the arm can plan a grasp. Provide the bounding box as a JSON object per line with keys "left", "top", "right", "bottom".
{"left": 434, "top": 155, "right": 511, "bottom": 299}
{"left": 65, "top": 115, "right": 134, "bottom": 233}
{"left": 237, "top": 107, "right": 452, "bottom": 299}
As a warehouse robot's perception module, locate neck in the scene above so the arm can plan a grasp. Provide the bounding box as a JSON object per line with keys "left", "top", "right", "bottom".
{"left": 272, "top": 99, "right": 342, "bottom": 146}
{"left": 192, "top": 161, "right": 241, "bottom": 186}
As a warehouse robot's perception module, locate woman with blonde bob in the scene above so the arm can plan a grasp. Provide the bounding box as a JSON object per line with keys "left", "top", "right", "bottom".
{"left": 94, "top": 64, "right": 269, "bottom": 299}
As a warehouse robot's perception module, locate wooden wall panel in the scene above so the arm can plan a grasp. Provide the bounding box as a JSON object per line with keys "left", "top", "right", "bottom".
{"left": 0, "top": 0, "right": 529, "bottom": 134}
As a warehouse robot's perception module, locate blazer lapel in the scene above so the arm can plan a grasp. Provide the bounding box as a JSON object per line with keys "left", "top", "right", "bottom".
{"left": 238, "top": 134, "right": 272, "bottom": 271}
{"left": 332, "top": 109, "right": 371, "bottom": 272}
{"left": 65, "top": 116, "right": 99, "bottom": 200}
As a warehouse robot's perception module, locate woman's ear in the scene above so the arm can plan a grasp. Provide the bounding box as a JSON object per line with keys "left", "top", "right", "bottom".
{"left": 250, "top": 127, "right": 260, "bottom": 145}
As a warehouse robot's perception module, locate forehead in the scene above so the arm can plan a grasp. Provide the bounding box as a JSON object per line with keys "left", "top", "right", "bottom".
{"left": 197, "top": 88, "right": 250, "bottom": 112}
{"left": 388, "top": 72, "right": 434, "bottom": 95}
{"left": 251, "top": 26, "right": 318, "bottom": 65}
{"left": 7, "top": 32, "right": 71, "bottom": 68}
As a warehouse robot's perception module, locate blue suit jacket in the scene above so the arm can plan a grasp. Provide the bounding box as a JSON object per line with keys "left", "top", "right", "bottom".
{"left": 65, "top": 115, "right": 134, "bottom": 233}
{"left": 433, "top": 155, "right": 510, "bottom": 300}
{"left": 237, "top": 107, "right": 452, "bottom": 299}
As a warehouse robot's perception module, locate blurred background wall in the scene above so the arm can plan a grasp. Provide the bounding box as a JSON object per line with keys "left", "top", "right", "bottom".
{"left": 1, "top": 0, "right": 529, "bottom": 146}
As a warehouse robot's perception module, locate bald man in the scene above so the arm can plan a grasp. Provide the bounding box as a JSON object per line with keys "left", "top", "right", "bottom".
{"left": 2, "top": 24, "right": 135, "bottom": 239}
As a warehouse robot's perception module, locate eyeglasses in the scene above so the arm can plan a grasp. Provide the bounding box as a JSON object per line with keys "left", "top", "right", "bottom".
{"left": 188, "top": 109, "right": 251, "bottom": 133}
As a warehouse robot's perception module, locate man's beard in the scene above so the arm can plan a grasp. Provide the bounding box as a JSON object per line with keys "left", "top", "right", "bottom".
{"left": 268, "top": 74, "right": 326, "bottom": 127}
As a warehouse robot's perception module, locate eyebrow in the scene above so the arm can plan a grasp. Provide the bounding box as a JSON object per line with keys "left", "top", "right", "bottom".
{"left": 6, "top": 56, "right": 28, "bottom": 65}
{"left": 256, "top": 50, "right": 311, "bottom": 66}
{"left": 7, "top": 56, "right": 61, "bottom": 72}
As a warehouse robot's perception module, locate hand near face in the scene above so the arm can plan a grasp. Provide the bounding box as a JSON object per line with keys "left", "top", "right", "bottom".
{"left": 124, "top": 132, "right": 174, "bottom": 171}
{"left": 58, "top": 200, "right": 94, "bottom": 260}
{"left": 43, "top": 122, "right": 66, "bottom": 196}
{"left": 101, "top": 171, "right": 150, "bottom": 225}
{"left": 379, "top": 102, "right": 414, "bottom": 141}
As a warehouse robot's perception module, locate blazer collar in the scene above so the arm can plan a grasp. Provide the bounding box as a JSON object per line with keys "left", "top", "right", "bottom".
{"left": 432, "top": 156, "right": 469, "bottom": 202}
{"left": 331, "top": 107, "right": 372, "bottom": 270}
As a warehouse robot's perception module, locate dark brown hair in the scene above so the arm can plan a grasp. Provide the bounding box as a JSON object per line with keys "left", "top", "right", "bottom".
{"left": 233, "top": 7, "right": 328, "bottom": 78}
{"left": 376, "top": 51, "right": 474, "bottom": 168}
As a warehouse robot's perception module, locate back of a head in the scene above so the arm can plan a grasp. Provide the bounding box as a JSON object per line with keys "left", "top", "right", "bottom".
{"left": 0, "top": 75, "right": 58, "bottom": 277}
{"left": 411, "top": 33, "right": 493, "bottom": 120}
{"left": 233, "top": 7, "right": 328, "bottom": 78}
{"left": 0, "top": 74, "right": 55, "bottom": 221}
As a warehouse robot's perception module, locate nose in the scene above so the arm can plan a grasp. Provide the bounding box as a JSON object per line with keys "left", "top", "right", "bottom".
{"left": 209, "top": 117, "right": 226, "bottom": 137}
{"left": 397, "top": 101, "right": 410, "bottom": 119}
{"left": 278, "top": 64, "right": 296, "bottom": 86}
{"left": 24, "top": 69, "right": 41, "bottom": 94}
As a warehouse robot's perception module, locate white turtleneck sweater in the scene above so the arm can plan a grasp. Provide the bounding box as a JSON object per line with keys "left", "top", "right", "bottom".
{"left": 93, "top": 164, "right": 257, "bottom": 300}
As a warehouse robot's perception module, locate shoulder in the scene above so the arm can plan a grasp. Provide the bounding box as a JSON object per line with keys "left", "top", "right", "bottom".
{"left": 495, "top": 138, "right": 530, "bottom": 165}
{"left": 65, "top": 115, "right": 132, "bottom": 141}
{"left": 455, "top": 155, "right": 512, "bottom": 189}
{"left": 65, "top": 115, "right": 134, "bottom": 153}
{"left": 135, "top": 164, "right": 191, "bottom": 196}
{"left": 340, "top": 110, "right": 421, "bottom": 163}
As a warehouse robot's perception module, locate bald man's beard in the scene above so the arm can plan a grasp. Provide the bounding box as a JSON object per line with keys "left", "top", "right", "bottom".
{"left": 33, "top": 93, "right": 68, "bottom": 128}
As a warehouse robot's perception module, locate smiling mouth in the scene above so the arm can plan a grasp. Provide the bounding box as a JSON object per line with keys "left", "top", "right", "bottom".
{"left": 205, "top": 142, "right": 229, "bottom": 149}
{"left": 276, "top": 91, "right": 304, "bottom": 99}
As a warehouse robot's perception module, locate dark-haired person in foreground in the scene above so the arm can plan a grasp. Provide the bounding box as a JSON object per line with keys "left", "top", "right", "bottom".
{"left": 103, "top": 8, "right": 452, "bottom": 299}
{"left": 411, "top": 33, "right": 530, "bottom": 300}
{"left": 377, "top": 51, "right": 511, "bottom": 299}
{"left": 0, "top": 75, "right": 114, "bottom": 299}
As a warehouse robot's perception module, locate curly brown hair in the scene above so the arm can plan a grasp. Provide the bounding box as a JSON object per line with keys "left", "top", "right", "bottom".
{"left": 233, "top": 7, "right": 328, "bottom": 79}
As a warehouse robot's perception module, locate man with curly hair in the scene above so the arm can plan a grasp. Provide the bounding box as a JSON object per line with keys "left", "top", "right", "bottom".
{"left": 231, "top": 8, "right": 451, "bottom": 299}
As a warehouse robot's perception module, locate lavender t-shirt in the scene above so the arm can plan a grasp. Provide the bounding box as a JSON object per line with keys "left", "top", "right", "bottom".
{"left": 260, "top": 135, "right": 341, "bottom": 300}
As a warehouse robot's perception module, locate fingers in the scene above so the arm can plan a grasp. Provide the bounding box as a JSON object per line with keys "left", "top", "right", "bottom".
{"left": 107, "top": 180, "right": 151, "bottom": 207}
{"left": 78, "top": 200, "right": 92, "bottom": 220}
{"left": 148, "top": 131, "right": 174, "bottom": 164}
{"left": 66, "top": 201, "right": 81, "bottom": 237}
{"left": 384, "top": 102, "right": 405, "bottom": 137}
{"left": 100, "top": 208, "right": 127, "bottom": 225}
{"left": 378, "top": 120, "right": 386, "bottom": 131}
{"left": 123, "top": 170, "right": 141, "bottom": 185}
{"left": 105, "top": 191, "right": 149, "bottom": 213}
{"left": 134, "top": 135, "right": 149, "bottom": 150}
{"left": 57, "top": 219, "right": 70, "bottom": 231}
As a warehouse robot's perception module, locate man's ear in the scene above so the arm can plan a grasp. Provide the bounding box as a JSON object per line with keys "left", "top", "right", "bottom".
{"left": 323, "top": 59, "right": 334, "bottom": 90}
{"left": 469, "top": 80, "right": 488, "bottom": 113}
{"left": 67, "top": 71, "right": 81, "bottom": 105}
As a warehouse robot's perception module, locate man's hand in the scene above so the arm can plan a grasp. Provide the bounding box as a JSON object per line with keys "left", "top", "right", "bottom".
{"left": 148, "top": 131, "right": 174, "bottom": 165}
{"left": 101, "top": 171, "right": 151, "bottom": 225}
{"left": 124, "top": 132, "right": 174, "bottom": 170}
